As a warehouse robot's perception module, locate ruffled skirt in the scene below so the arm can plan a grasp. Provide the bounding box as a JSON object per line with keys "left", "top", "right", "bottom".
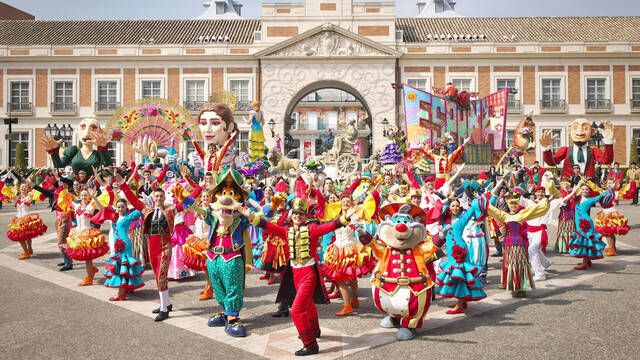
{"left": 182, "top": 235, "right": 209, "bottom": 272}
{"left": 595, "top": 210, "right": 630, "bottom": 236}
{"left": 619, "top": 181, "right": 636, "bottom": 200}
{"left": 261, "top": 234, "right": 287, "bottom": 272}
{"left": 7, "top": 214, "right": 48, "bottom": 242}
{"left": 436, "top": 252, "right": 487, "bottom": 301}
{"left": 249, "top": 118, "right": 266, "bottom": 161}
{"left": 66, "top": 228, "right": 109, "bottom": 261}
{"left": 501, "top": 245, "right": 534, "bottom": 292}
{"left": 103, "top": 244, "right": 145, "bottom": 291}
{"left": 323, "top": 241, "right": 376, "bottom": 283}
{"left": 380, "top": 143, "right": 402, "bottom": 165}
{"left": 569, "top": 231, "right": 605, "bottom": 260}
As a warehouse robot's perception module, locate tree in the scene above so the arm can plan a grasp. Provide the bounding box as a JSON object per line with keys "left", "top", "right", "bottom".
{"left": 13, "top": 142, "right": 27, "bottom": 171}
{"left": 630, "top": 136, "right": 639, "bottom": 166}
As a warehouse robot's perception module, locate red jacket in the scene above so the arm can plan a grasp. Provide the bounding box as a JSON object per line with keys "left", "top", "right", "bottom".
{"left": 542, "top": 144, "right": 613, "bottom": 177}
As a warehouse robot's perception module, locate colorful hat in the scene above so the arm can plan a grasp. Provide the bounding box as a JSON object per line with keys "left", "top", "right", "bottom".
{"left": 424, "top": 175, "right": 435, "bottom": 183}
{"left": 211, "top": 169, "right": 247, "bottom": 198}
{"left": 291, "top": 198, "right": 310, "bottom": 214}
{"left": 533, "top": 185, "right": 545, "bottom": 193}
{"left": 378, "top": 203, "right": 428, "bottom": 224}
{"left": 274, "top": 180, "right": 289, "bottom": 194}
{"left": 409, "top": 188, "right": 422, "bottom": 198}
{"left": 478, "top": 172, "right": 488, "bottom": 180}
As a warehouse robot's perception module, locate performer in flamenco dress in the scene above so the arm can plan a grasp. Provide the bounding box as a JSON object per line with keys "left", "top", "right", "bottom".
{"left": 7, "top": 183, "right": 48, "bottom": 260}
{"left": 380, "top": 126, "right": 403, "bottom": 166}
{"left": 487, "top": 173, "right": 550, "bottom": 298}
{"left": 594, "top": 178, "right": 630, "bottom": 257}
{"left": 185, "top": 190, "right": 215, "bottom": 301}
{"left": 322, "top": 195, "right": 377, "bottom": 317}
{"left": 570, "top": 181, "right": 616, "bottom": 270}
{"left": 247, "top": 100, "right": 266, "bottom": 162}
{"left": 66, "top": 189, "right": 109, "bottom": 286}
{"left": 100, "top": 195, "right": 146, "bottom": 301}
{"left": 167, "top": 174, "right": 201, "bottom": 280}
{"left": 437, "top": 196, "right": 489, "bottom": 315}
{"left": 555, "top": 178, "right": 576, "bottom": 254}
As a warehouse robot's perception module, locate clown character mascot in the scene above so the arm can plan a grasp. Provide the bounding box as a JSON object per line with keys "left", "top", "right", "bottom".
{"left": 540, "top": 119, "right": 614, "bottom": 178}
{"left": 247, "top": 198, "right": 354, "bottom": 356}
{"left": 419, "top": 137, "right": 471, "bottom": 189}
{"left": 40, "top": 118, "right": 113, "bottom": 175}
{"left": 192, "top": 103, "right": 238, "bottom": 173}
{"left": 203, "top": 169, "right": 255, "bottom": 338}
{"left": 364, "top": 203, "right": 441, "bottom": 341}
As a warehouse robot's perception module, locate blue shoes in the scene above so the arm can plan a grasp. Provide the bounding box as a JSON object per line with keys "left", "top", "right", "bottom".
{"left": 225, "top": 319, "right": 247, "bottom": 337}
{"left": 207, "top": 313, "right": 226, "bottom": 327}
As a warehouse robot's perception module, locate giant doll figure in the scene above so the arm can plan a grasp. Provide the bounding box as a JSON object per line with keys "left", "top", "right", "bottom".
{"left": 192, "top": 103, "right": 238, "bottom": 174}
{"left": 40, "top": 118, "right": 113, "bottom": 175}
{"left": 540, "top": 119, "right": 614, "bottom": 178}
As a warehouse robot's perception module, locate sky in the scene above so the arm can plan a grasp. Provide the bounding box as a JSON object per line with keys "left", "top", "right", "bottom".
{"left": 4, "top": 0, "right": 640, "bottom": 20}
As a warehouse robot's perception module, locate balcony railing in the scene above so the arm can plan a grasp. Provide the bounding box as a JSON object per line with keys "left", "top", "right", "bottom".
{"left": 7, "top": 102, "right": 32, "bottom": 114}
{"left": 631, "top": 98, "right": 640, "bottom": 112}
{"left": 236, "top": 100, "right": 252, "bottom": 113}
{"left": 507, "top": 99, "right": 521, "bottom": 113}
{"left": 585, "top": 99, "right": 612, "bottom": 112}
{"left": 540, "top": 99, "right": 567, "bottom": 113}
{"left": 50, "top": 102, "right": 77, "bottom": 114}
{"left": 95, "top": 101, "right": 121, "bottom": 113}
{"left": 183, "top": 100, "right": 207, "bottom": 112}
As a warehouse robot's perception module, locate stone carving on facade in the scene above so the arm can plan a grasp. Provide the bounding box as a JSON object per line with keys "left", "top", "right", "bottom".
{"left": 271, "top": 28, "right": 389, "bottom": 57}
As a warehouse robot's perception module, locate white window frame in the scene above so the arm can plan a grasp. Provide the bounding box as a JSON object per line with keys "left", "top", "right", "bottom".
{"left": 538, "top": 127, "right": 565, "bottom": 160}
{"left": 227, "top": 77, "right": 254, "bottom": 103}
{"left": 631, "top": 77, "right": 640, "bottom": 100}
{"left": 94, "top": 78, "right": 121, "bottom": 110}
{"left": 406, "top": 77, "right": 432, "bottom": 91}
{"left": 138, "top": 78, "right": 165, "bottom": 99}
{"left": 182, "top": 77, "right": 209, "bottom": 103}
{"left": 585, "top": 76, "right": 610, "bottom": 100}
{"left": 495, "top": 77, "right": 520, "bottom": 99}
{"left": 8, "top": 129, "right": 33, "bottom": 168}
{"left": 306, "top": 111, "right": 318, "bottom": 131}
{"left": 7, "top": 78, "right": 33, "bottom": 109}
{"left": 448, "top": 76, "right": 476, "bottom": 92}
{"left": 51, "top": 79, "right": 76, "bottom": 108}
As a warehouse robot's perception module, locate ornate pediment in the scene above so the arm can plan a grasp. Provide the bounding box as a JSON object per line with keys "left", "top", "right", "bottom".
{"left": 257, "top": 23, "right": 399, "bottom": 58}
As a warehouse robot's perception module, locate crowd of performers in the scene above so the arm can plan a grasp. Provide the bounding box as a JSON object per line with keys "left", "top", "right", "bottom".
{"left": 0, "top": 110, "right": 634, "bottom": 356}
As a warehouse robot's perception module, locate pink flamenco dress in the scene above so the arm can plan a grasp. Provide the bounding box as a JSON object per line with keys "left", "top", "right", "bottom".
{"left": 168, "top": 212, "right": 196, "bottom": 280}
{"left": 7, "top": 194, "right": 48, "bottom": 242}
{"left": 65, "top": 202, "right": 109, "bottom": 261}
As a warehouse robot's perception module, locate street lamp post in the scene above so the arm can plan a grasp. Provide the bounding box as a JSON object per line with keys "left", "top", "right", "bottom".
{"left": 4, "top": 117, "right": 18, "bottom": 167}
{"left": 268, "top": 118, "right": 276, "bottom": 137}
{"left": 381, "top": 117, "right": 389, "bottom": 137}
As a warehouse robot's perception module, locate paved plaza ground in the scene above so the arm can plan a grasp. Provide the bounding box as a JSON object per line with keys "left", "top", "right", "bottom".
{"left": 0, "top": 202, "right": 639, "bottom": 359}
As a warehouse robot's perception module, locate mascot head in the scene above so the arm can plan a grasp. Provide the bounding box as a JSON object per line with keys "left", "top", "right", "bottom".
{"left": 211, "top": 169, "right": 247, "bottom": 227}
{"left": 568, "top": 118, "right": 593, "bottom": 146}
{"left": 377, "top": 204, "right": 427, "bottom": 250}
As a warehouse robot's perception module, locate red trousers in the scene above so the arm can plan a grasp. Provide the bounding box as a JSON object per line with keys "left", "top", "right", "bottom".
{"left": 148, "top": 234, "right": 172, "bottom": 291}
{"left": 291, "top": 266, "right": 320, "bottom": 348}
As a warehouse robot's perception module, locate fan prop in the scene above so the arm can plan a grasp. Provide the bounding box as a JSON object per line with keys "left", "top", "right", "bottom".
{"left": 108, "top": 99, "right": 201, "bottom": 150}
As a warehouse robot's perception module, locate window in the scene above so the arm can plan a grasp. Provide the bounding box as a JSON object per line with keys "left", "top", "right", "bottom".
{"left": 451, "top": 78, "right": 472, "bottom": 92}
{"left": 52, "top": 81, "right": 75, "bottom": 112}
{"left": 97, "top": 81, "right": 119, "bottom": 111}
{"left": 541, "top": 128, "right": 563, "bottom": 154}
{"left": 233, "top": 131, "right": 249, "bottom": 152}
{"left": 306, "top": 112, "right": 318, "bottom": 130}
{"left": 541, "top": 78, "right": 564, "bottom": 109}
{"left": 185, "top": 79, "right": 206, "bottom": 102}
{"left": 586, "top": 78, "right": 610, "bottom": 109}
{"left": 106, "top": 141, "right": 118, "bottom": 165}
{"left": 497, "top": 78, "right": 519, "bottom": 107}
{"left": 10, "top": 81, "right": 30, "bottom": 111}
{"left": 505, "top": 129, "right": 514, "bottom": 147}
{"left": 141, "top": 80, "right": 162, "bottom": 98}
{"left": 632, "top": 79, "right": 640, "bottom": 109}
{"left": 229, "top": 79, "right": 251, "bottom": 111}
{"left": 325, "top": 111, "right": 338, "bottom": 130}
{"left": 9, "top": 131, "right": 29, "bottom": 167}
{"left": 407, "top": 78, "right": 428, "bottom": 90}
{"left": 633, "top": 129, "right": 640, "bottom": 162}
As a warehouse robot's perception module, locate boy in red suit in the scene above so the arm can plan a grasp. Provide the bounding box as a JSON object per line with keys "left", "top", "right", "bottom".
{"left": 242, "top": 198, "right": 354, "bottom": 356}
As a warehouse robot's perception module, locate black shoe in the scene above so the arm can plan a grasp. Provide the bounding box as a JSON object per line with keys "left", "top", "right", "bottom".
{"left": 491, "top": 253, "right": 502, "bottom": 257}
{"left": 154, "top": 311, "right": 169, "bottom": 322}
{"left": 315, "top": 329, "right": 321, "bottom": 338}
{"left": 295, "top": 345, "right": 319, "bottom": 356}
{"left": 271, "top": 307, "right": 290, "bottom": 318}
{"left": 57, "top": 262, "right": 65, "bottom": 266}
{"left": 59, "top": 265, "right": 73, "bottom": 271}
{"left": 152, "top": 304, "right": 173, "bottom": 314}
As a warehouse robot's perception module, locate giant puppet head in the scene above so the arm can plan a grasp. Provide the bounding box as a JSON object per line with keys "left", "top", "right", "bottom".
{"left": 198, "top": 103, "right": 237, "bottom": 147}
{"left": 377, "top": 204, "right": 428, "bottom": 250}
{"left": 210, "top": 169, "right": 247, "bottom": 228}
{"left": 568, "top": 118, "right": 594, "bottom": 146}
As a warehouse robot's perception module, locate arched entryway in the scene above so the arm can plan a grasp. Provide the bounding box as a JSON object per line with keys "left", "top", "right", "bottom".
{"left": 282, "top": 81, "right": 372, "bottom": 160}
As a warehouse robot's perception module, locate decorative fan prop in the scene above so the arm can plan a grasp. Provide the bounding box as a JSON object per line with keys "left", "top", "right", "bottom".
{"left": 209, "top": 91, "right": 238, "bottom": 114}
{"left": 108, "top": 99, "right": 201, "bottom": 156}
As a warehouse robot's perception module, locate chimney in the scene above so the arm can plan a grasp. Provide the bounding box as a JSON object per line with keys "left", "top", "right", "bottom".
{"left": 417, "top": 1, "right": 427, "bottom": 13}
{"left": 233, "top": 1, "right": 242, "bottom": 16}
